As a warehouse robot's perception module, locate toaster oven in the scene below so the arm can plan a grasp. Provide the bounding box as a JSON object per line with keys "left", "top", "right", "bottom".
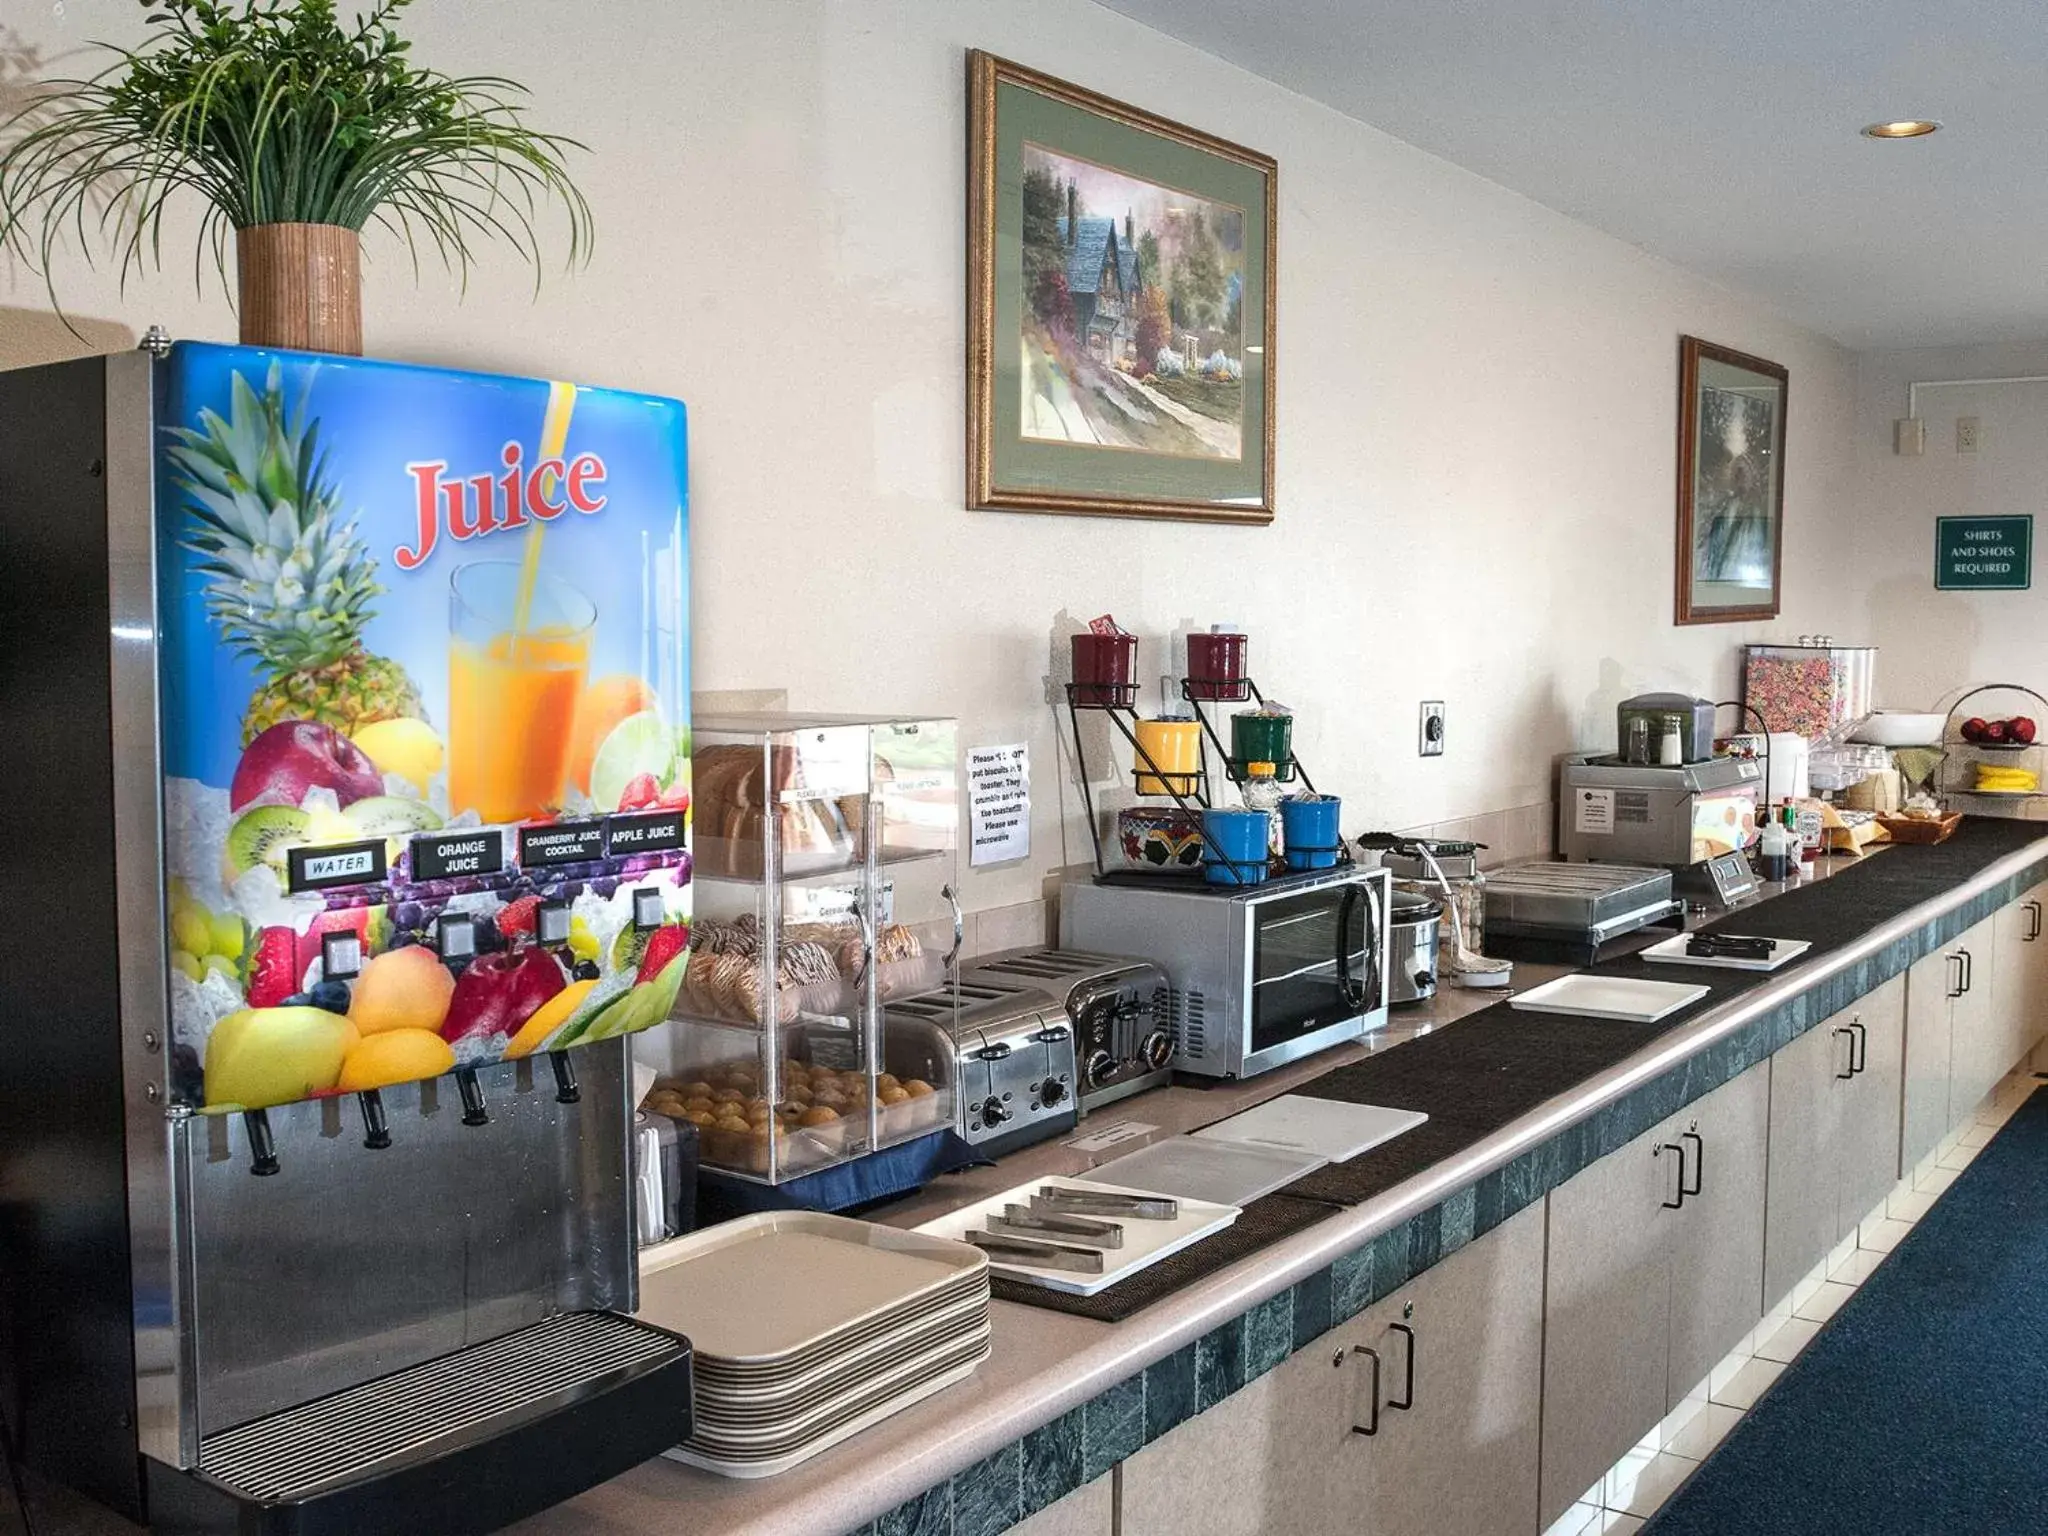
{"left": 1060, "top": 866, "right": 1390, "bottom": 1080}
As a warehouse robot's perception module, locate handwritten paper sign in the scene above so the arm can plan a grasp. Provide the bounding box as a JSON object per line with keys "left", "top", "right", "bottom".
{"left": 968, "top": 743, "right": 1031, "bottom": 867}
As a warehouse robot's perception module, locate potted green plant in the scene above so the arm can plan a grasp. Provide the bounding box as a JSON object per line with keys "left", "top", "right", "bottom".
{"left": 0, "top": 0, "right": 592, "bottom": 354}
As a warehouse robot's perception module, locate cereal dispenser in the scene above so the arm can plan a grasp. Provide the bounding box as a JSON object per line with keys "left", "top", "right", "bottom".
{"left": 0, "top": 342, "right": 699, "bottom": 1531}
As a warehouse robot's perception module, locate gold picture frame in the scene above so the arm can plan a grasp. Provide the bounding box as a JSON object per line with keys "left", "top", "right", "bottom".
{"left": 967, "top": 51, "right": 1277, "bottom": 525}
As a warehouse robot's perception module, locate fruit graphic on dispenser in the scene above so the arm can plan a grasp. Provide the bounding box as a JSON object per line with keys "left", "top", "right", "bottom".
{"left": 338, "top": 1028, "right": 457, "bottom": 1092}
{"left": 204, "top": 1005, "right": 356, "bottom": 1109}
{"left": 348, "top": 946, "right": 456, "bottom": 1036}
{"left": 566, "top": 675, "right": 657, "bottom": 797}
{"left": 441, "top": 947, "right": 567, "bottom": 1046}
{"left": 231, "top": 721, "right": 384, "bottom": 812}
{"left": 589, "top": 710, "right": 675, "bottom": 813}
{"left": 636, "top": 924, "right": 688, "bottom": 985}
{"left": 169, "top": 365, "right": 423, "bottom": 745}
{"left": 247, "top": 927, "right": 302, "bottom": 1008}
{"left": 350, "top": 718, "right": 444, "bottom": 793}
{"left": 504, "top": 979, "right": 598, "bottom": 1059}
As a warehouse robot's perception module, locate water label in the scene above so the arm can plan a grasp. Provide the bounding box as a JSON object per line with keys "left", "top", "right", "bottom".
{"left": 287, "top": 838, "right": 387, "bottom": 894}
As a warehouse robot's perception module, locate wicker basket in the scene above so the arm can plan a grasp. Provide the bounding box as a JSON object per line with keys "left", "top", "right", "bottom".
{"left": 1875, "top": 811, "right": 1962, "bottom": 845}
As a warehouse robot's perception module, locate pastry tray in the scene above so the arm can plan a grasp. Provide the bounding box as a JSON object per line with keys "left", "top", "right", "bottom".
{"left": 1639, "top": 934, "right": 1812, "bottom": 972}
{"left": 637, "top": 1210, "right": 986, "bottom": 1363}
{"left": 914, "top": 1176, "right": 1240, "bottom": 1297}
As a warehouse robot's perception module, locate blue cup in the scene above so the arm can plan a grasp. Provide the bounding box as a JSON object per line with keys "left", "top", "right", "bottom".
{"left": 1202, "top": 808, "right": 1271, "bottom": 886}
{"left": 1280, "top": 795, "right": 1342, "bottom": 870}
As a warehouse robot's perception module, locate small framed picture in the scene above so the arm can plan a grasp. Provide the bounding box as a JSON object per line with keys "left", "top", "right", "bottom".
{"left": 1675, "top": 336, "right": 1787, "bottom": 624}
{"left": 967, "top": 51, "right": 1276, "bottom": 525}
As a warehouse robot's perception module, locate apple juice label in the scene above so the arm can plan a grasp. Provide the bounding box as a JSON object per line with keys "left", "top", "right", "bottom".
{"left": 605, "top": 811, "right": 684, "bottom": 854}
{"left": 153, "top": 343, "right": 690, "bottom": 1113}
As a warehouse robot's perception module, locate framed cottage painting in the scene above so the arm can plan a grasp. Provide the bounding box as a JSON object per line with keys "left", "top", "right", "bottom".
{"left": 1675, "top": 336, "right": 1788, "bottom": 623}
{"left": 967, "top": 52, "right": 1276, "bottom": 524}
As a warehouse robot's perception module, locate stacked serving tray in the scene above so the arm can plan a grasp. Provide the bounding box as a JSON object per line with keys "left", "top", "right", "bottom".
{"left": 637, "top": 1212, "right": 991, "bottom": 1478}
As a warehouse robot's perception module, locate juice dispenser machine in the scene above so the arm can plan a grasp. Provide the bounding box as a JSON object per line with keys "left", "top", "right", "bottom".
{"left": 0, "top": 342, "right": 699, "bottom": 1532}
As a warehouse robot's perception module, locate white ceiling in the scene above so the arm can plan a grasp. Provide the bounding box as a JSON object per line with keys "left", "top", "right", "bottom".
{"left": 1096, "top": 0, "right": 2048, "bottom": 351}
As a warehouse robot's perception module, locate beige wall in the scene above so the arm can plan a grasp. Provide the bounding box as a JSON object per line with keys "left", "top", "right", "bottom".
{"left": 2, "top": 0, "right": 1859, "bottom": 913}
{"left": 1836, "top": 342, "right": 2048, "bottom": 710}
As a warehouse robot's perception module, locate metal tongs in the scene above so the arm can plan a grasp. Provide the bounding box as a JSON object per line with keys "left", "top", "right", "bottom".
{"left": 989, "top": 1204, "right": 1125, "bottom": 1249}
{"left": 966, "top": 1231, "right": 1107, "bottom": 1273}
{"left": 1686, "top": 933, "right": 1777, "bottom": 961}
{"left": 1033, "top": 1185, "right": 1178, "bottom": 1220}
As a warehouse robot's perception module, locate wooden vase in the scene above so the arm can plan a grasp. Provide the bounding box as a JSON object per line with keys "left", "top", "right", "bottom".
{"left": 235, "top": 223, "right": 363, "bottom": 355}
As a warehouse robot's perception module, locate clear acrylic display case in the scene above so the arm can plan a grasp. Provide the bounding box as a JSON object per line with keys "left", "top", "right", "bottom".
{"left": 636, "top": 713, "right": 961, "bottom": 1183}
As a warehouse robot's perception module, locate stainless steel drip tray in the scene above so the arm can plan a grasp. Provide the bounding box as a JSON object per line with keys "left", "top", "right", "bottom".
{"left": 158, "top": 1310, "right": 692, "bottom": 1535}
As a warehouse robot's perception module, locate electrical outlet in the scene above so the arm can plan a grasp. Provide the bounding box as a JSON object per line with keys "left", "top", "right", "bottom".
{"left": 1957, "top": 415, "right": 1983, "bottom": 454}
{"left": 1419, "top": 701, "right": 1446, "bottom": 757}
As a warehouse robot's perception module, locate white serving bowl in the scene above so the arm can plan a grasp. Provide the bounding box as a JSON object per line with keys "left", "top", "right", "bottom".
{"left": 1850, "top": 711, "right": 1947, "bottom": 747}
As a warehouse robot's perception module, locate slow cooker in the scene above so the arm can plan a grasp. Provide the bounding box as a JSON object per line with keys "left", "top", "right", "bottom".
{"left": 1388, "top": 888, "right": 1441, "bottom": 1005}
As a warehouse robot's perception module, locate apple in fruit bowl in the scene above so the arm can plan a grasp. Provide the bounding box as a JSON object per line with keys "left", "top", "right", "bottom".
{"left": 2011, "top": 716, "right": 2038, "bottom": 744}
{"left": 231, "top": 721, "right": 385, "bottom": 811}
{"left": 1985, "top": 719, "right": 2010, "bottom": 744}
{"left": 1962, "top": 717, "right": 1990, "bottom": 742}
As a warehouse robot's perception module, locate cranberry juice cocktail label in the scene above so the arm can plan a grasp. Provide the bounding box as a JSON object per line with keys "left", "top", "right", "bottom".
{"left": 153, "top": 342, "right": 690, "bottom": 1112}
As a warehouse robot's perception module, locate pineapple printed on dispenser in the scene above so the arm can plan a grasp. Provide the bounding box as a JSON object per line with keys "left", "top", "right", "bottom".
{"left": 170, "top": 365, "right": 425, "bottom": 746}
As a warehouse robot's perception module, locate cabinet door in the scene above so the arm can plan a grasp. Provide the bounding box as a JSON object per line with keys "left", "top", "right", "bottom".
{"left": 1947, "top": 916, "right": 2002, "bottom": 1124}
{"left": 1539, "top": 1118, "right": 1676, "bottom": 1527}
{"left": 1118, "top": 1311, "right": 1368, "bottom": 1536}
{"left": 1993, "top": 893, "right": 2045, "bottom": 1072}
{"left": 1664, "top": 1062, "right": 1768, "bottom": 1404}
{"left": 1358, "top": 1200, "right": 1547, "bottom": 1536}
{"left": 1835, "top": 975, "right": 1907, "bottom": 1236}
{"left": 1901, "top": 944, "right": 1957, "bottom": 1173}
{"left": 1763, "top": 1017, "right": 1847, "bottom": 1306}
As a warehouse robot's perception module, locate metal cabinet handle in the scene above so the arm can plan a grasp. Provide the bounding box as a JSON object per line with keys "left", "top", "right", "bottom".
{"left": 1680, "top": 1129, "right": 1704, "bottom": 1198}
{"left": 2026, "top": 900, "right": 2043, "bottom": 943}
{"left": 1387, "top": 1322, "right": 1416, "bottom": 1411}
{"left": 1947, "top": 952, "right": 1966, "bottom": 1000}
{"left": 1960, "top": 948, "right": 1975, "bottom": 994}
{"left": 1849, "top": 1019, "right": 1868, "bottom": 1075}
{"left": 1832, "top": 1025, "right": 1857, "bottom": 1079}
{"left": 1659, "top": 1142, "right": 1687, "bottom": 1208}
{"left": 1350, "top": 1344, "right": 1382, "bottom": 1436}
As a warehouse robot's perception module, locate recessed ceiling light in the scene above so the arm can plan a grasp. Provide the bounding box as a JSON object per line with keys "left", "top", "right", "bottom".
{"left": 1863, "top": 119, "right": 1940, "bottom": 139}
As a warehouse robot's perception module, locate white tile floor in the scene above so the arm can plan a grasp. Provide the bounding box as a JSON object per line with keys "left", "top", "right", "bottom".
{"left": 1539, "top": 1070, "right": 2038, "bottom": 1536}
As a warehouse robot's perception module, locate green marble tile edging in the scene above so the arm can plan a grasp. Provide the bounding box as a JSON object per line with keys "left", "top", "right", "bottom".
{"left": 851, "top": 854, "right": 2048, "bottom": 1536}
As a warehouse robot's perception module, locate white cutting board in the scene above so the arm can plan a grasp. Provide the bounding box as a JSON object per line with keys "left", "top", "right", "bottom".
{"left": 1192, "top": 1096, "right": 1427, "bottom": 1164}
{"left": 1081, "top": 1136, "right": 1327, "bottom": 1208}
{"left": 1640, "top": 934, "right": 1811, "bottom": 972}
{"left": 1510, "top": 974, "right": 1709, "bottom": 1023}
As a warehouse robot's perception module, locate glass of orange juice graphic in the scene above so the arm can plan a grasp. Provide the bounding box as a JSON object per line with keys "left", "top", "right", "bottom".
{"left": 449, "top": 561, "right": 595, "bottom": 822}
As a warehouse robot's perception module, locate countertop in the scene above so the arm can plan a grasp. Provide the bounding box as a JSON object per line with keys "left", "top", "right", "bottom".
{"left": 513, "top": 839, "right": 2048, "bottom": 1536}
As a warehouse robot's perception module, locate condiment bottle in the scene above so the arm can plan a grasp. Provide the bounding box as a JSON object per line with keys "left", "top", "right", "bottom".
{"left": 1241, "top": 761, "right": 1285, "bottom": 859}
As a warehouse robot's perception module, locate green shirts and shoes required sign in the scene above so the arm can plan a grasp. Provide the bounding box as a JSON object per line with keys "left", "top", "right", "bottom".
{"left": 1936, "top": 515, "right": 2032, "bottom": 590}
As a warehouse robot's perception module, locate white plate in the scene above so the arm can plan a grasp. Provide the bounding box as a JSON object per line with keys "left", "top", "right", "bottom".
{"left": 1192, "top": 1096, "right": 1427, "bottom": 1164}
{"left": 667, "top": 1347, "right": 989, "bottom": 1479}
{"left": 637, "top": 1210, "right": 985, "bottom": 1363}
{"left": 1081, "top": 1136, "right": 1327, "bottom": 1207}
{"left": 1639, "top": 934, "right": 1812, "bottom": 972}
{"left": 913, "top": 1176, "right": 1240, "bottom": 1297}
{"left": 1510, "top": 973, "right": 1710, "bottom": 1023}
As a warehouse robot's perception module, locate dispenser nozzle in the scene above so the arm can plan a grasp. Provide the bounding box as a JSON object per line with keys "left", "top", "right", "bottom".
{"left": 243, "top": 1109, "right": 280, "bottom": 1176}
{"left": 357, "top": 1089, "right": 392, "bottom": 1149}
{"left": 455, "top": 1067, "right": 489, "bottom": 1126}
{"left": 549, "top": 1050, "right": 581, "bottom": 1105}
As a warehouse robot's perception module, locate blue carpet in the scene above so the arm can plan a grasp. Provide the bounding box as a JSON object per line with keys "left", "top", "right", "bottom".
{"left": 1644, "top": 1084, "right": 2048, "bottom": 1536}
